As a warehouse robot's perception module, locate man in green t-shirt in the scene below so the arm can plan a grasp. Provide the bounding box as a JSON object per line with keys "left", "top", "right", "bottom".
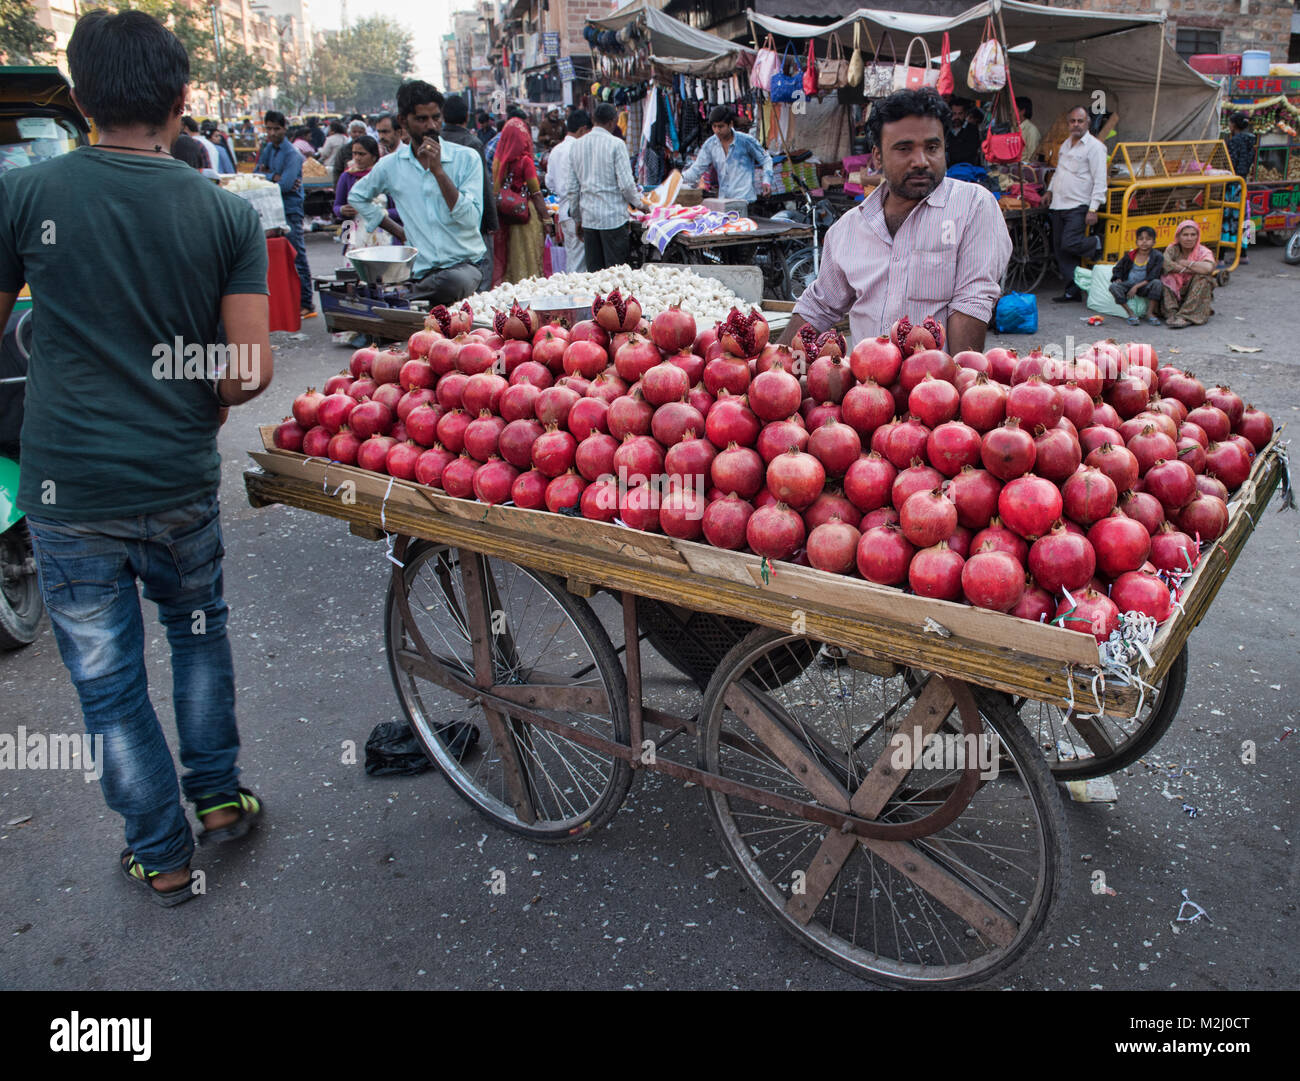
{"left": 0, "top": 10, "right": 274, "bottom": 906}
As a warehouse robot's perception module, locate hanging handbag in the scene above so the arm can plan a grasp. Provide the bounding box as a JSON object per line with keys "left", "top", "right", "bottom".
{"left": 769, "top": 43, "right": 803, "bottom": 103}
{"left": 752, "top": 34, "right": 779, "bottom": 91}
{"left": 846, "top": 22, "right": 864, "bottom": 87}
{"left": 936, "top": 31, "right": 954, "bottom": 96}
{"left": 496, "top": 164, "right": 530, "bottom": 224}
{"left": 967, "top": 17, "right": 1007, "bottom": 92}
{"left": 981, "top": 64, "right": 1025, "bottom": 165}
{"left": 817, "top": 34, "right": 849, "bottom": 93}
{"left": 862, "top": 31, "right": 896, "bottom": 99}
{"left": 893, "top": 36, "right": 938, "bottom": 92}
{"left": 803, "top": 38, "right": 817, "bottom": 98}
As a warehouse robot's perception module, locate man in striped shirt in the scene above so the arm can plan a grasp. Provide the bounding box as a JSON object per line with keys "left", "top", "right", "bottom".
{"left": 566, "top": 103, "right": 649, "bottom": 271}
{"left": 784, "top": 90, "right": 1011, "bottom": 355}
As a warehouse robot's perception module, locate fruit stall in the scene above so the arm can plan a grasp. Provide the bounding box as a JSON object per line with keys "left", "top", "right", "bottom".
{"left": 244, "top": 275, "right": 1286, "bottom": 988}
{"left": 1221, "top": 74, "right": 1300, "bottom": 242}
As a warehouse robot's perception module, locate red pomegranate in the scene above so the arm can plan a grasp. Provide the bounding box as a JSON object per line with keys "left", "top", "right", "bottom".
{"left": 971, "top": 519, "right": 1029, "bottom": 567}
{"left": 749, "top": 368, "right": 804, "bottom": 422}
{"left": 908, "top": 542, "right": 965, "bottom": 601}
{"left": 960, "top": 374, "right": 1008, "bottom": 432}
{"left": 1087, "top": 513, "right": 1151, "bottom": 578}
{"left": 806, "top": 519, "right": 861, "bottom": 574}
{"left": 349, "top": 399, "right": 393, "bottom": 441}
{"left": 746, "top": 502, "right": 805, "bottom": 560}
{"left": 1150, "top": 524, "right": 1197, "bottom": 574}
{"left": 717, "top": 307, "right": 770, "bottom": 358}
{"left": 961, "top": 550, "right": 1025, "bottom": 612}
{"left": 273, "top": 417, "right": 305, "bottom": 452}
{"left": 1236, "top": 405, "right": 1273, "bottom": 451}
{"left": 1062, "top": 467, "right": 1118, "bottom": 527}
{"left": 900, "top": 488, "right": 957, "bottom": 548}
{"left": 704, "top": 395, "right": 760, "bottom": 449}
{"left": 711, "top": 444, "right": 764, "bottom": 500}
{"left": 499, "top": 419, "right": 546, "bottom": 470}
{"left": 414, "top": 444, "right": 455, "bottom": 488}
{"left": 980, "top": 419, "right": 1036, "bottom": 481}
{"left": 856, "top": 524, "right": 914, "bottom": 585}
{"left": 1055, "top": 590, "right": 1119, "bottom": 641}
{"left": 767, "top": 448, "right": 826, "bottom": 510}
{"left": 292, "top": 388, "right": 325, "bottom": 429}
{"left": 703, "top": 494, "right": 754, "bottom": 549}
{"left": 843, "top": 453, "right": 897, "bottom": 513}
{"left": 998, "top": 475, "right": 1063, "bottom": 541}
{"left": 892, "top": 462, "right": 944, "bottom": 511}
{"left": 849, "top": 335, "right": 904, "bottom": 386}
{"left": 1118, "top": 489, "right": 1166, "bottom": 536}
{"left": 947, "top": 466, "right": 1002, "bottom": 530}
{"left": 1174, "top": 492, "right": 1229, "bottom": 541}
{"left": 1028, "top": 525, "right": 1096, "bottom": 593}
{"left": 1111, "top": 569, "right": 1171, "bottom": 622}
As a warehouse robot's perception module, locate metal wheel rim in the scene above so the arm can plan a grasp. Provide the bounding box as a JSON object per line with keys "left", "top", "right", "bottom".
{"left": 1002, "top": 218, "right": 1050, "bottom": 295}
{"left": 701, "top": 635, "right": 1058, "bottom": 985}
{"left": 1007, "top": 644, "right": 1187, "bottom": 778}
{"left": 387, "top": 544, "right": 627, "bottom": 835}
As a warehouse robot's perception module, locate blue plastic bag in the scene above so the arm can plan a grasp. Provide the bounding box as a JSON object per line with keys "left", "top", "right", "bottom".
{"left": 995, "top": 292, "right": 1038, "bottom": 334}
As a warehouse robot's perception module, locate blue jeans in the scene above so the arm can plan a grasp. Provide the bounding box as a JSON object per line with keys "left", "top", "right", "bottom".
{"left": 286, "top": 210, "right": 314, "bottom": 309}
{"left": 26, "top": 493, "right": 240, "bottom": 874}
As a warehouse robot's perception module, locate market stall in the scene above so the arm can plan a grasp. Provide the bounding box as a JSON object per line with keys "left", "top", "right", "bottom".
{"left": 245, "top": 281, "right": 1287, "bottom": 987}
{"left": 1220, "top": 73, "right": 1300, "bottom": 247}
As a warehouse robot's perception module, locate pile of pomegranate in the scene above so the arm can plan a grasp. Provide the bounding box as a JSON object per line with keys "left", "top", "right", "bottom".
{"left": 273, "top": 295, "right": 1275, "bottom": 641}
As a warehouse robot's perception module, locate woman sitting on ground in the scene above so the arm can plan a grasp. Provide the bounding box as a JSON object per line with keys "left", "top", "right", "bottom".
{"left": 1161, "top": 220, "right": 1217, "bottom": 329}
{"left": 1109, "top": 225, "right": 1165, "bottom": 327}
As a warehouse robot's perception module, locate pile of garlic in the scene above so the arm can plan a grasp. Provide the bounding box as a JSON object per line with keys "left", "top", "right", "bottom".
{"left": 464, "top": 264, "right": 748, "bottom": 325}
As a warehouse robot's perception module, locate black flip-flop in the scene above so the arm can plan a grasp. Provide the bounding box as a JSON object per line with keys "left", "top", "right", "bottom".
{"left": 119, "top": 848, "right": 196, "bottom": 908}
{"left": 195, "top": 788, "right": 264, "bottom": 845}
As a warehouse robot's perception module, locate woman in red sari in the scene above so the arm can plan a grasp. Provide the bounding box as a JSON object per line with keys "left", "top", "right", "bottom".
{"left": 491, "top": 117, "right": 554, "bottom": 285}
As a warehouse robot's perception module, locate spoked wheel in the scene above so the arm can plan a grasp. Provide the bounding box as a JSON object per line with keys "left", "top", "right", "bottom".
{"left": 0, "top": 519, "right": 43, "bottom": 650}
{"left": 1002, "top": 215, "right": 1051, "bottom": 295}
{"left": 698, "top": 630, "right": 1065, "bottom": 988}
{"left": 779, "top": 245, "right": 817, "bottom": 302}
{"left": 385, "top": 540, "right": 633, "bottom": 841}
{"left": 983, "top": 643, "right": 1188, "bottom": 780}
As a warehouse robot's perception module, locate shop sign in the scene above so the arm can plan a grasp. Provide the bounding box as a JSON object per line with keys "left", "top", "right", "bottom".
{"left": 543, "top": 32, "right": 560, "bottom": 58}
{"left": 1057, "top": 58, "right": 1085, "bottom": 92}
{"left": 558, "top": 56, "right": 575, "bottom": 81}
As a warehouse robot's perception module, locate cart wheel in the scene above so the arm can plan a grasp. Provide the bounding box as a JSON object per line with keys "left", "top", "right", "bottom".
{"left": 1216, "top": 270, "right": 1230, "bottom": 287}
{"left": 778, "top": 245, "right": 817, "bottom": 302}
{"left": 386, "top": 541, "right": 633, "bottom": 841}
{"left": 697, "top": 630, "right": 1066, "bottom": 988}
{"left": 982, "top": 643, "right": 1188, "bottom": 780}
{"left": 1001, "top": 215, "right": 1051, "bottom": 296}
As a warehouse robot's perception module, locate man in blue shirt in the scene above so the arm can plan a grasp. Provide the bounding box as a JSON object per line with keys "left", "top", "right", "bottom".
{"left": 257, "top": 109, "right": 314, "bottom": 317}
{"left": 681, "top": 106, "right": 773, "bottom": 204}
{"left": 349, "top": 81, "right": 486, "bottom": 304}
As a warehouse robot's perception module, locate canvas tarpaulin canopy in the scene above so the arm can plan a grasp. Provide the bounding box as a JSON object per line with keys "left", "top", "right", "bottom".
{"left": 746, "top": 2, "right": 1222, "bottom": 142}
{"left": 593, "top": 0, "right": 755, "bottom": 77}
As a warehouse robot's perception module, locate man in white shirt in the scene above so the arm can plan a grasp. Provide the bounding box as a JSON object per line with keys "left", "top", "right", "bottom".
{"left": 1043, "top": 105, "right": 1108, "bottom": 302}
{"left": 546, "top": 109, "right": 591, "bottom": 273}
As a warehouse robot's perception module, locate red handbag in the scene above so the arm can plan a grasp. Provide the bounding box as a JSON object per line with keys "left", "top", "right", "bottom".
{"left": 803, "top": 38, "right": 817, "bottom": 98}
{"left": 981, "top": 65, "right": 1025, "bottom": 165}
{"left": 496, "top": 164, "right": 530, "bottom": 224}
{"left": 936, "top": 32, "right": 954, "bottom": 96}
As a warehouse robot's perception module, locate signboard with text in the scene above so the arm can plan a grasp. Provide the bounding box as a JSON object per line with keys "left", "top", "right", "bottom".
{"left": 1057, "top": 58, "right": 1085, "bottom": 92}
{"left": 543, "top": 32, "right": 560, "bottom": 58}
{"left": 558, "top": 56, "right": 575, "bottom": 81}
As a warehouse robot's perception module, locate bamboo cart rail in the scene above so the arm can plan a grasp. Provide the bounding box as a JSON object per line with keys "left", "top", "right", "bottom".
{"left": 244, "top": 429, "right": 1287, "bottom": 718}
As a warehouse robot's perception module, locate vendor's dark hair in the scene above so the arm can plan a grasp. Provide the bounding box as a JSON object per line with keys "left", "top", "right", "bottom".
{"left": 181, "top": 115, "right": 198, "bottom": 132}
{"left": 1015, "top": 96, "right": 1033, "bottom": 119}
{"left": 594, "top": 103, "right": 618, "bottom": 126}
{"left": 329, "top": 119, "right": 345, "bottom": 134}
{"left": 67, "top": 9, "right": 189, "bottom": 130}
{"left": 396, "top": 80, "right": 443, "bottom": 119}
{"left": 477, "top": 111, "right": 490, "bottom": 124}
{"left": 350, "top": 135, "right": 380, "bottom": 159}
{"left": 567, "top": 109, "right": 591, "bottom": 133}
{"left": 867, "top": 90, "right": 951, "bottom": 150}
{"left": 1229, "top": 111, "right": 1249, "bottom": 130}
{"left": 443, "top": 95, "right": 469, "bottom": 125}
{"left": 507, "top": 105, "right": 527, "bottom": 120}
{"left": 264, "top": 110, "right": 286, "bottom": 127}
{"left": 709, "top": 105, "right": 735, "bottom": 126}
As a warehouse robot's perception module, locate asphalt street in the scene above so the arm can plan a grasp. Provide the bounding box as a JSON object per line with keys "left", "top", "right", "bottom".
{"left": 1, "top": 230, "right": 1296, "bottom": 991}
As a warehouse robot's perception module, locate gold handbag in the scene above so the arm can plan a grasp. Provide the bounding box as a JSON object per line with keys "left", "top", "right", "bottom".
{"left": 846, "top": 22, "right": 864, "bottom": 87}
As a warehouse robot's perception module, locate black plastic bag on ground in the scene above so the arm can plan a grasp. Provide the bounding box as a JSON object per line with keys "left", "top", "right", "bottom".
{"left": 364, "top": 720, "right": 478, "bottom": 776}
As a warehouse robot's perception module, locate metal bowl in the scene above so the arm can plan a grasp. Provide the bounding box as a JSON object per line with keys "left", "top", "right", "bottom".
{"left": 519, "top": 293, "right": 593, "bottom": 326}
{"left": 347, "top": 245, "right": 418, "bottom": 285}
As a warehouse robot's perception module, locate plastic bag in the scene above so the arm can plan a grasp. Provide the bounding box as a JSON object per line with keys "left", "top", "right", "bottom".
{"left": 967, "top": 18, "right": 1007, "bottom": 92}
{"left": 1080, "top": 263, "right": 1149, "bottom": 318}
{"left": 994, "top": 291, "right": 1038, "bottom": 334}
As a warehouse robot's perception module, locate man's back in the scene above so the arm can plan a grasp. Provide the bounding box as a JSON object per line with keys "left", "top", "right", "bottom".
{"left": 0, "top": 148, "right": 266, "bottom": 519}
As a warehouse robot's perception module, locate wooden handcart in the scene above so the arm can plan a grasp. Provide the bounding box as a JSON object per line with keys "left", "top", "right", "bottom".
{"left": 243, "top": 429, "right": 1285, "bottom": 987}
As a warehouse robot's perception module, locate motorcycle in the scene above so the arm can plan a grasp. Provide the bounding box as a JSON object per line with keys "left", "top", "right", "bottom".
{"left": 768, "top": 171, "right": 837, "bottom": 301}
{"left": 0, "top": 308, "right": 43, "bottom": 649}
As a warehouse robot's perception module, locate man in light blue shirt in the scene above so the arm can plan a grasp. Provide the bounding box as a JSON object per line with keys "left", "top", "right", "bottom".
{"left": 257, "top": 109, "right": 313, "bottom": 316}
{"left": 681, "top": 106, "right": 773, "bottom": 204}
{"left": 349, "top": 81, "right": 486, "bottom": 305}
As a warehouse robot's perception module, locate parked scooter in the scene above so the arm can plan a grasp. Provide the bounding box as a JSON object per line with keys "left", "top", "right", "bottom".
{"left": 0, "top": 309, "right": 43, "bottom": 649}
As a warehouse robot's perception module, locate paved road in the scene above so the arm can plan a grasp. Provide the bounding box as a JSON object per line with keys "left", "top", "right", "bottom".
{"left": 1, "top": 233, "right": 1296, "bottom": 990}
